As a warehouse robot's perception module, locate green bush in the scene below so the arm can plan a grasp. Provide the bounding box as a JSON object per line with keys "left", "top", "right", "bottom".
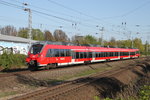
{"left": 0, "top": 52, "right": 26, "bottom": 70}
{"left": 139, "top": 85, "right": 150, "bottom": 100}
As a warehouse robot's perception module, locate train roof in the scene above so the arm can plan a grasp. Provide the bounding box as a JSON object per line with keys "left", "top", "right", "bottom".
{"left": 33, "top": 41, "right": 139, "bottom": 52}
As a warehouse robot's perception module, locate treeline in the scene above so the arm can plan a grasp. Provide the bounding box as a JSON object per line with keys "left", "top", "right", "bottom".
{"left": 0, "top": 25, "right": 149, "bottom": 54}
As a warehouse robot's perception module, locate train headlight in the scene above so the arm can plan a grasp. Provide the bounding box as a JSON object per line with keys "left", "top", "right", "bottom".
{"left": 30, "top": 60, "right": 35, "bottom": 65}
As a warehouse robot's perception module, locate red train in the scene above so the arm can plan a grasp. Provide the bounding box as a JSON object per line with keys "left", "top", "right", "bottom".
{"left": 26, "top": 41, "right": 140, "bottom": 70}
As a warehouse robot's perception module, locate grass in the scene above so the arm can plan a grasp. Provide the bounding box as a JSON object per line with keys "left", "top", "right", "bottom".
{"left": 0, "top": 91, "right": 17, "bottom": 98}
{"left": 94, "top": 96, "right": 100, "bottom": 100}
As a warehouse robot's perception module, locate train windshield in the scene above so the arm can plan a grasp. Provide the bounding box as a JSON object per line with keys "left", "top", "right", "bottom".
{"left": 30, "top": 44, "right": 43, "bottom": 54}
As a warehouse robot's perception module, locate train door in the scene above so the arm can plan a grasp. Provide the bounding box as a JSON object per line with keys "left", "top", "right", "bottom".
{"left": 46, "top": 49, "right": 55, "bottom": 64}
{"left": 71, "top": 50, "right": 76, "bottom": 64}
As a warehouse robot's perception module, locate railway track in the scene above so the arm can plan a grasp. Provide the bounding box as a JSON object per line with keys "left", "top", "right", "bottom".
{"left": 0, "top": 57, "right": 146, "bottom": 78}
{"left": 9, "top": 62, "right": 137, "bottom": 100}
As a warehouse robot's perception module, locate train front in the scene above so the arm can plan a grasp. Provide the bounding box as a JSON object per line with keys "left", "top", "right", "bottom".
{"left": 26, "top": 43, "right": 44, "bottom": 70}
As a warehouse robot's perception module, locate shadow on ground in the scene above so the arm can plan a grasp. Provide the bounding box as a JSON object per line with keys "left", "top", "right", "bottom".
{"left": 15, "top": 74, "right": 66, "bottom": 87}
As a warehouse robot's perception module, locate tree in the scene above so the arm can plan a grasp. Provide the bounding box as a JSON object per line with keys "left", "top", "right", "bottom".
{"left": 106, "top": 37, "right": 117, "bottom": 47}
{"left": 116, "top": 39, "right": 132, "bottom": 48}
{"left": 133, "top": 38, "right": 144, "bottom": 52}
{"left": 0, "top": 25, "right": 17, "bottom": 36}
{"left": 83, "top": 35, "right": 99, "bottom": 44}
{"left": 18, "top": 28, "right": 28, "bottom": 38}
{"left": 44, "top": 30, "right": 55, "bottom": 41}
{"left": 144, "top": 40, "right": 149, "bottom": 55}
{"left": 32, "top": 29, "right": 44, "bottom": 41}
{"left": 72, "top": 35, "right": 84, "bottom": 44}
{"left": 18, "top": 28, "right": 44, "bottom": 41}
{"left": 53, "top": 29, "right": 69, "bottom": 42}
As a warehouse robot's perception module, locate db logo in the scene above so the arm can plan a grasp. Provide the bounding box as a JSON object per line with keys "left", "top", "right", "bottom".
{"left": 60, "top": 58, "right": 65, "bottom": 60}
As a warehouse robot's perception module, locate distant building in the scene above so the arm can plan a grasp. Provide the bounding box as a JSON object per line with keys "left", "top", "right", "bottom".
{"left": 0, "top": 34, "right": 36, "bottom": 55}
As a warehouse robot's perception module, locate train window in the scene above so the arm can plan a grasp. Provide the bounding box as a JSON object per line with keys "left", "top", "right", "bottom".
{"left": 30, "top": 44, "right": 43, "bottom": 54}
{"left": 46, "top": 49, "right": 55, "bottom": 57}
{"left": 103, "top": 52, "right": 105, "bottom": 57}
{"left": 116, "top": 52, "right": 118, "bottom": 56}
{"left": 96, "top": 52, "right": 98, "bottom": 57}
{"left": 83, "top": 52, "right": 87, "bottom": 58}
{"left": 71, "top": 51, "right": 76, "bottom": 59}
{"left": 46, "top": 49, "right": 51, "bottom": 57}
{"left": 104, "top": 52, "right": 106, "bottom": 57}
{"left": 98, "top": 52, "right": 100, "bottom": 57}
{"left": 105, "top": 52, "right": 106, "bottom": 57}
{"left": 109, "top": 52, "right": 111, "bottom": 57}
{"left": 114, "top": 52, "right": 116, "bottom": 56}
{"left": 101, "top": 52, "right": 103, "bottom": 57}
{"left": 120, "top": 52, "right": 122, "bottom": 56}
{"left": 54, "top": 49, "right": 60, "bottom": 57}
{"left": 106, "top": 52, "right": 109, "bottom": 57}
{"left": 105, "top": 52, "right": 107, "bottom": 57}
{"left": 99, "top": 52, "right": 101, "bottom": 57}
{"left": 92, "top": 52, "right": 95, "bottom": 57}
{"left": 100, "top": 52, "right": 102, "bottom": 57}
{"left": 107, "top": 52, "right": 109, "bottom": 57}
{"left": 136, "top": 51, "right": 139, "bottom": 54}
{"left": 89, "top": 52, "right": 92, "bottom": 58}
{"left": 76, "top": 52, "right": 80, "bottom": 59}
{"left": 80, "top": 52, "right": 84, "bottom": 58}
{"left": 66, "top": 49, "right": 71, "bottom": 56}
{"left": 111, "top": 52, "right": 113, "bottom": 57}
{"left": 130, "top": 52, "right": 135, "bottom": 55}
{"left": 60, "top": 49, "right": 65, "bottom": 57}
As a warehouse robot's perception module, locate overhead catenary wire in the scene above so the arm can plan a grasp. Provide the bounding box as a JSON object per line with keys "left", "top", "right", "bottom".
{"left": 11, "top": 0, "right": 79, "bottom": 20}
{"left": 11, "top": 0, "right": 100, "bottom": 26}
{"left": 0, "top": 0, "right": 78, "bottom": 23}
{"left": 0, "top": 0, "right": 99, "bottom": 34}
{"left": 47, "top": 0, "right": 150, "bottom": 25}
{"left": 1, "top": 0, "right": 100, "bottom": 31}
{"left": 0, "top": 0, "right": 23, "bottom": 9}
{"left": 1, "top": 0, "right": 147, "bottom": 40}
{"left": 47, "top": 0, "right": 116, "bottom": 26}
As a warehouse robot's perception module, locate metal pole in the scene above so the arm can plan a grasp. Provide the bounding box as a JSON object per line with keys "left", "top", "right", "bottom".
{"left": 0, "top": 26, "right": 1, "bottom": 34}
{"left": 23, "top": 3, "right": 32, "bottom": 45}
{"left": 131, "top": 37, "right": 133, "bottom": 48}
{"left": 101, "top": 27, "right": 104, "bottom": 46}
{"left": 96, "top": 26, "right": 104, "bottom": 46}
{"left": 29, "top": 9, "right": 32, "bottom": 40}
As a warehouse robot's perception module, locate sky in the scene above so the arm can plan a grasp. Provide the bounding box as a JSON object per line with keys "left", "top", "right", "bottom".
{"left": 0, "top": 0, "right": 150, "bottom": 43}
